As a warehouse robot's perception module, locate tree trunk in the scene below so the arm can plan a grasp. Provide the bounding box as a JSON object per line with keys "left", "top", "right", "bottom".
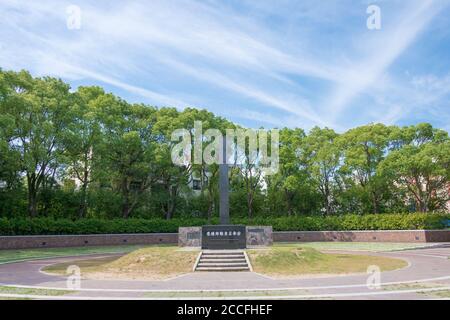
{"left": 247, "top": 192, "right": 253, "bottom": 219}
{"left": 324, "top": 180, "right": 331, "bottom": 215}
{"left": 418, "top": 199, "right": 428, "bottom": 213}
{"left": 285, "top": 189, "right": 293, "bottom": 216}
{"left": 207, "top": 190, "right": 214, "bottom": 224}
{"left": 28, "top": 189, "right": 38, "bottom": 217}
{"left": 165, "top": 185, "right": 177, "bottom": 220}
{"left": 165, "top": 201, "right": 175, "bottom": 220}
{"left": 78, "top": 166, "right": 90, "bottom": 218}
{"left": 27, "top": 175, "right": 38, "bottom": 217}
{"left": 325, "top": 201, "right": 331, "bottom": 216}
{"left": 372, "top": 191, "right": 379, "bottom": 214}
{"left": 121, "top": 179, "right": 131, "bottom": 219}
{"left": 78, "top": 182, "right": 88, "bottom": 218}
{"left": 122, "top": 198, "right": 130, "bottom": 219}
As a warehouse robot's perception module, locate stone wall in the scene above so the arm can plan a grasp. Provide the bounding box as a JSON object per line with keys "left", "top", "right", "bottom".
{"left": 273, "top": 230, "right": 450, "bottom": 243}
{"left": 0, "top": 233, "right": 177, "bottom": 250}
{"left": 0, "top": 229, "right": 448, "bottom": 250}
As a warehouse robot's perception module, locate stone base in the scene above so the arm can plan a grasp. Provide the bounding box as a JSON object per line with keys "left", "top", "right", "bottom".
{"left": 178, "top": 227, "right": 202, "bottom": 247}
{"left": 246, "top": 226, "right": 273, "bottom": 247}
{"left": 273, "top": 229, "right": 450, "bottom": 243}
{"left": 178, "top": 226, "right": 273, "bottom": 248}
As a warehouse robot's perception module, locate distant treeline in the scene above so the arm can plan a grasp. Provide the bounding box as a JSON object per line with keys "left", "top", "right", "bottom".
{"left": 0, "top": 69, "right": 449, "bottom": 220}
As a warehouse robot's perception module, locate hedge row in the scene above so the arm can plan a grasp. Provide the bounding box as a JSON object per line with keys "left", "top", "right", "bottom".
{"left": 0, "top": 217, "right": 209, "bottom": 235}
{"left": 0, "top": 213, "right": 448, "bottom": 236}
{"left": 234, "top": 213, "right": 450, "bottom": 232}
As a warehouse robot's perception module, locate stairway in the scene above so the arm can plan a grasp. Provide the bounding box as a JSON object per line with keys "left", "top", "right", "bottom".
{"left": 195, "top": 250, "right": 251, "bottom": 272}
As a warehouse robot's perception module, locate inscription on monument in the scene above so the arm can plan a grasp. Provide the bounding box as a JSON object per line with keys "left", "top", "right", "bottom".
{"left": 187, "top": 232, "right": 201, "bottom": 240}
{"left": 248, "top": 228, "right": 265, "bottom": 233}
{"left": 202, "top": 225, "right": 246, "bottom": 249}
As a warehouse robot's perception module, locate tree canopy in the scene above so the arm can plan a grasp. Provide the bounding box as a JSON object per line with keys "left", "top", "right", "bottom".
{"left": 0, "top": 69, "right": 448, "bottom": 219}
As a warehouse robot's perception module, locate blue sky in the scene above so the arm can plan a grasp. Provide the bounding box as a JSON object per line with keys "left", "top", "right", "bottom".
{"left": 1, "top": 0, "right": 449, "bottom": 132}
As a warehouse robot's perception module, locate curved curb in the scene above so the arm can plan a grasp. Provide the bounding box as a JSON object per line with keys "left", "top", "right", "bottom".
{"left": 1, "top": 274, "right": 450, "bottom": 293}
{"left": 0, "top": 286, "right": 450, "bottom": 300}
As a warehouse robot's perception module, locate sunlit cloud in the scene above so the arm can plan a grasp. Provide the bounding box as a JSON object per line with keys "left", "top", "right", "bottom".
{"left": 0, "top": 0, "right": 449, "bottom": 131}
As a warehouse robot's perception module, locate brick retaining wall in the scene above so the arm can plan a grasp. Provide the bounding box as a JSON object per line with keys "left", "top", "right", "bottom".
{"left": 273, "top": 230, "right": 450, "bottom": 243}
{"left": 0, "top": 233, "right": 178, "bottom": 250}
{"left": 0, "top": 230, "right": 448, "bottom": 250}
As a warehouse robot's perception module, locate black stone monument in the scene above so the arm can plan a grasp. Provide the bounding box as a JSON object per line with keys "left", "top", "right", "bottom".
{"left": 202, "top": 135, "right": 246, "bottom": 249}
{"left": 202, "top": 225, "right": 246, "bottom": 249}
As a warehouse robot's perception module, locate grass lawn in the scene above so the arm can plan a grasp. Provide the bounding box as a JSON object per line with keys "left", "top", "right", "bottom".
{"left": 0, "top": 245, "right": 144, "bottom": 264}
{"left": 248, "top": 246, "right": 407, "bottom": 278}
{"left": 41, "top": 244, "right": 412, "bottom": 280}
{"left": 383, "top": 283, "right": 450, "bottom": 299}
{"left": 0, "top": 242, "right": 431, "bottom": 265}
{"left": 144, "top": 289, "right": 310, "bottom": 298}
{"left": 277, "top": 242, "right": 434, "bottom": 252}
{"left": 0, "top": 285, "right": 72, "bottom": 300}
{"left": 428, "top": 290, "right": 450, "bottom": 298}
{"left": 43, "top": 246, "right": 199, "bottom": 280}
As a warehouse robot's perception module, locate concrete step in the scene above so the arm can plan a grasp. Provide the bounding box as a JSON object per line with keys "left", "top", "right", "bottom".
{"left": 202, "top": 251, "right": 244, "bottom": 255}
{"left": 196, "top": 266, "right": 250, "bottom": 272}
{"left": 201, "top": 254, "right": 244, "bottom": 259}
{"left": 200, "top": 258, "right": 246, "bottom": 263}
{"left": 194, "top": 250, "right": 251, "bottom": 272}
{"left": 198, "top": 262, "right": 249, "bottom": 267}
{"left": 203, "top": 250, "right": 245, "bottom": 253}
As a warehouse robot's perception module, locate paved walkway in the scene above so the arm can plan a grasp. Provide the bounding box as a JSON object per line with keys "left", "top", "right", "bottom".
{"left": 0, "top": 245, "right": 449, "bottom": 299}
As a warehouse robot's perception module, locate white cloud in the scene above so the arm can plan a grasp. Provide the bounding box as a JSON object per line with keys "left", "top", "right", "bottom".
{"left": 324, "top": 0, "right": 446, "bottom": 122}
{"left": 0, "top": 0, "right": 448, "bottom": 131}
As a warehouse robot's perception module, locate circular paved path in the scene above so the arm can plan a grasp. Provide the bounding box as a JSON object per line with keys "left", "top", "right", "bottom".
{"left": 1, "top": 245, "right": 449, "bottom": 299}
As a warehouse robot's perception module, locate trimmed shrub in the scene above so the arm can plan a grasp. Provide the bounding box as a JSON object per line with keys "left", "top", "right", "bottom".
{"left": 0, "top": 213, "right": 448, "bottom": 236}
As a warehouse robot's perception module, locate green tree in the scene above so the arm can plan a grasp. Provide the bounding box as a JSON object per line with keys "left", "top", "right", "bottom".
{"left": 265, "top": 128, "right": 311, "bottom": 216}
{"left": 0, "top": 72, "right": 21, "bottom": 188}
{"left": 60, "top": 86, "right": 105, "bottom": 217}
{"left": 380, "top": 124, "right": 450, "bottom": 212}
{"left": 0, "top": 70, "right": 71, "bottom": 216}
{"left": 338, "top": 123, "right": 392, "bottom": 213}
{"left": 99, "top": 96, "right": 157, "bottom": 218}
{"left": 303, "top": 127, "right": 340, "bottom": 215}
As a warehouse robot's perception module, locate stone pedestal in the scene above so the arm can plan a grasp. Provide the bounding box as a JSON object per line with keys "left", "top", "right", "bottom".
{"left": 246, "top": 226, "right": 273, "bottom": 247}
{"left": 178, "top": 226, "right": 272, "bottom": 248}
{"left": 178, "top": 227, "right": 202, "bottom": 247}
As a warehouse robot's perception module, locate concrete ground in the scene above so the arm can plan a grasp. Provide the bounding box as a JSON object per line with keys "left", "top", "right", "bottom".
{"left": 0, "top": 244, "right": 449, "bottom": 300}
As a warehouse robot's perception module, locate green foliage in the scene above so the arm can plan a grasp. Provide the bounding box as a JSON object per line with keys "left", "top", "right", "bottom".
{"left": 0, "top": 69, "right": 449, "bottom": 222}
{"left": 233, "top": 213, "right": 449, "bottom": 231}
{"left": 0, "top": 213, "right": 447, "bottom": 235}
{"left": 0, "top": 217, "right": 211, "bottom": 235}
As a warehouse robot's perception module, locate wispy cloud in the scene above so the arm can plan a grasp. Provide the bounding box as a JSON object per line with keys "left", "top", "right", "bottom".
{"left": 324, "top": 0, "right": 446, "bottom": 122}
{"left": 0, "top": 0, "right": 448, "bottom": 130}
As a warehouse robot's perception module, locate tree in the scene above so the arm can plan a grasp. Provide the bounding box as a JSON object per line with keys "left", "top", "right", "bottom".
{"left": 153, "top": 108, "right": 212, "bottom": 219}
{"left": 0, "top": 72, "right": 21, "bottom": 188}
{"left": 265, "top": 128, "right": 308, "bottom": 216}
{"left": 303, "top": 127, "right": 340, "bottom": 215}
{"left": 99, "top": 96, "right": 157, "bottom": 218}
{"left": 2, "top": 68, "right": 449, "bottom": 220}
{"left": 380, "top": 124, "right": 450, "bottom": 212}
{"left": 0, "top": 70, "right": 71, "bottom": 216}
{"left": 339, "top": 123, "right": 392, "bottom": 214}
{"left": 235, "top": 155, "right": 262, "bottom": 219}
{"left": 60, "top": 86, "right": 105, "bottom": 217}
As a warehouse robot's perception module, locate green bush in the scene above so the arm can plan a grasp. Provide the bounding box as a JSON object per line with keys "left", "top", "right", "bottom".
{"left": 0, "top": 213, "right": 448, "bottom": 236}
